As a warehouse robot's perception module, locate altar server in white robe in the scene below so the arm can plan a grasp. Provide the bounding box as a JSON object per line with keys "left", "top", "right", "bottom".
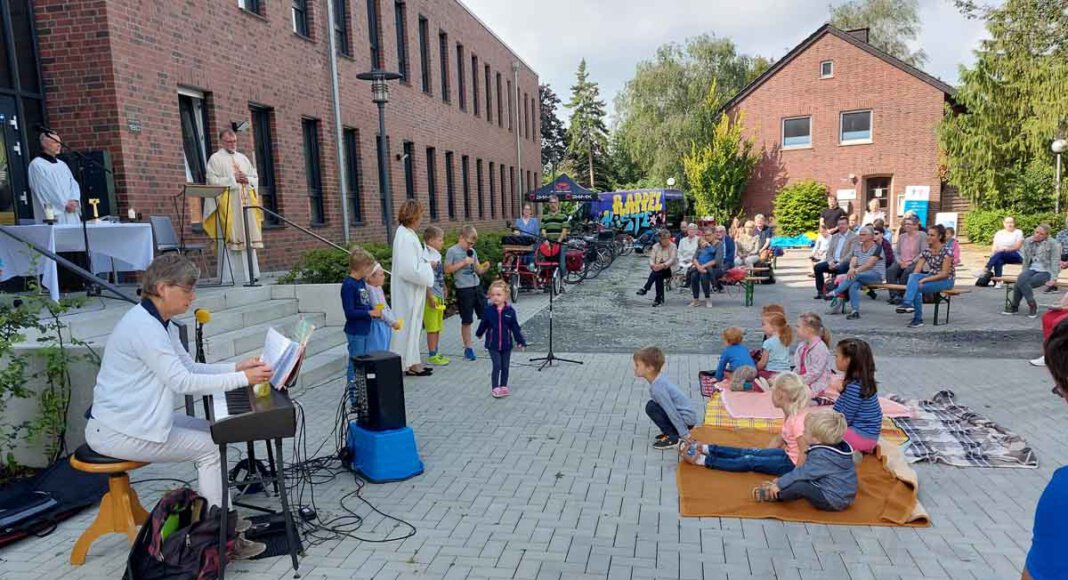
{"left": 389, "top": 201, "right": 435, "bottom": 375}
{"left": 204, "top": 129, "right": 264, "bottom": 284}
{"left": 28, "top": 131, "right": 81, "bottom": 224}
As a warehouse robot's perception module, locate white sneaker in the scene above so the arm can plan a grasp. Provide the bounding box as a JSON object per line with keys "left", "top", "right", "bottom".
{"left": 994, "top": 281, "right": 1003, "bottom": 289}
{"left": 972, "top": 268, "right": 989, "bottom": 277}
{"left": 1030, "top": 356, "right": 1046, "bottom": 367}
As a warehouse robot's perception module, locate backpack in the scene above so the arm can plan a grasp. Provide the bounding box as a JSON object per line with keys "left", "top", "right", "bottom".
{"left": 124, "top": 487, "right": 235, "bottom": 580}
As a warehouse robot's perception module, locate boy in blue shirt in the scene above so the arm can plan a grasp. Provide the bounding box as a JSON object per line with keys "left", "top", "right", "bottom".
{"left": 340, "top": 248, "right": 379, "bottom": 411}
{"left": 688, "top": 228, "right": 724, "bottom": 306}
{"left": 634, "top": 346, "right": 698, "bottom": 450}
{"left": 713, "top": 326, "right": 757, "bottom": 391}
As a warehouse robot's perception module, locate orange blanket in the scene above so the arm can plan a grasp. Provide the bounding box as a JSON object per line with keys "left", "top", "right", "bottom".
{"left": 677, "top": 427, "right": 929, "bottom": 526}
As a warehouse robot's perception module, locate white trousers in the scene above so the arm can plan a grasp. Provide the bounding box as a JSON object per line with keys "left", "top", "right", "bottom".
{"left": 85, "top": 414, "right": 227, "bottom": 508}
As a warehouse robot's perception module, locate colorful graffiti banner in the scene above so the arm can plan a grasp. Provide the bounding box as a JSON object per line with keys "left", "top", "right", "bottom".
{"left": 593, "top": 190, "right": 666, "bottom": 235}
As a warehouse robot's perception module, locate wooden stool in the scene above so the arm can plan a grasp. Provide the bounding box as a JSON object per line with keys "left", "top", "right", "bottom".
{"left": 68, "top": 444, "right": 149, "bottom": 565}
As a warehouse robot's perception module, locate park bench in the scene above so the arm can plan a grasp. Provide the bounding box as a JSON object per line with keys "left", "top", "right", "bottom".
{"left": 866, "top": 283, "right": 971, "bottom": 326}
{"left": 991, "top": 276, "right": 1017, "bottom": 311}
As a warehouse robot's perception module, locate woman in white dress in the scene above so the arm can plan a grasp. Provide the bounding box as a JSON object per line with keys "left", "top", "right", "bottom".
{"left": 389, "top": 201, "right": 436, "bottom": 375}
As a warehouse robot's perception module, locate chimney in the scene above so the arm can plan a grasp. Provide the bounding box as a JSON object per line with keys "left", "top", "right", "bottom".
{"left": 845, "top": 28, "right": 870, "bottom": 44}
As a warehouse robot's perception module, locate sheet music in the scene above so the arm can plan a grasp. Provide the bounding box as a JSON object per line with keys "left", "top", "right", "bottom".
{"left": 262, "top": 328, "right": 291, "bottom": 371}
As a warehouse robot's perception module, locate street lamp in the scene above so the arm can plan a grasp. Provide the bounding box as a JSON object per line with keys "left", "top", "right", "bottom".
{"left": 666, "top": 177, "right": 676, "bottom": 187}
{"left": 1054, "top": 138, "right": 1067, "bottom": 215}
{"left": 357, "top": 69, "right": 404, "bottom": 243}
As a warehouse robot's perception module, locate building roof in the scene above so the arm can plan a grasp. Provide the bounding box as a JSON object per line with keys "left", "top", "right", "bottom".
{"left": 720, "top": 23, "right": 955, "bottom": 114}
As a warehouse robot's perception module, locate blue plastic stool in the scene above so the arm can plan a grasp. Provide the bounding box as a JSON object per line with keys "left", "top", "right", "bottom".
{"left": 346, "top": 422, "right": 424, "bottom": 483}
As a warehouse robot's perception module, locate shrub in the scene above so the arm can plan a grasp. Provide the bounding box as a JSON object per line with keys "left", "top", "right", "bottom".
{"left": 773, "top": 180, "right": 828, "bottom": 236}
{"left": 960, "top": 210, "right": 1063, "bottom": 246}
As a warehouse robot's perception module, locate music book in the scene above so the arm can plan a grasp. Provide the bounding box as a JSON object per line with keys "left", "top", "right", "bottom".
{"left": 262, "top": 319, "right": 315, "bottom": 388}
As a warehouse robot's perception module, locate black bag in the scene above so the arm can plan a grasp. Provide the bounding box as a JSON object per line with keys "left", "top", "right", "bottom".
{"left": 124, "top": 487, "right": 235, "bottom": 580}
{"left": 753, "top": 260, "right": 776, "bottom": 284}
{"left": 975, "top": 272, "right": 992, "bottom": 287}
{"left": 0, "top": 458, "right": 108, "bottom": 548}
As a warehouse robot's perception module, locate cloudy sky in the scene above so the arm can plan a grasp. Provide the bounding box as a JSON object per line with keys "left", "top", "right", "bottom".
{"left": 462, "top": 0, "right": 990, "bottom": 123}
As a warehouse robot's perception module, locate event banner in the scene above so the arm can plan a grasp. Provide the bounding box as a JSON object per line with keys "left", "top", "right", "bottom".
{"left": 592, "top": 190, "right": 666, "bottom": 235}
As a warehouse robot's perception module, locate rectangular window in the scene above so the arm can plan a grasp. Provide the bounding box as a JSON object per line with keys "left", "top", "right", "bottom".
{"left": 509, "top": 166, "right": 516, "bottom": 216}
{"left": 495, "top": 72, "right": 503, "bottom": 128}
{"left": 438, "top": 31, "right": 449, "bottom": 102}
{"left": 403, "top": 141, "right": 415, "bottom": 200}
{"left": 484, "top": 65, "right": 492, "bottom": 123}
{"left": 302, "top": 119, "right": 325, "bottom": 225}
{"left": 250, "top": 106, "right": 279, "bottom": 224}
{"left": 445, "top": 151, "right": 456, "bottom": 219}
{"left": 456, "top": 44, "right": 466, "bottom": 111}
{"left": 499, "top": 164, "right": 507, "bottom": 218}
{"left": 820, "top": 60, "right": 833, "bottom": 78}
{"left": 342, "top": 128, "right": 363, "bottom": 224}
{"left": 394, "top": 2, "right": 409, "bottom": 81}
{"left": 461, "top": 155, "right": 471, "bottom": 219}
{"left": 488, "top": 161, "right": 496, "bottom": 218}
{"left": 418, "top": 16, "right": 430, "bottom": 93}
{"left": 476, "top": 159, "right": 484, "bottom": 218}
{"left": 426, "top": 147, "right": 438, "bottom": 220}
{"left": 471, "top": 55, "right": 480, "bottom": 116}
{"left": 840, "top": 110, "right": 872, "bottom": 144}
{"left": 292, "top": 0, "right": 310, "bottom": 37}
{"left": 178, "top": 92, "right": 211, "bottom": 223}
{"left": 782, "top": 116, "right": 811, "bottom": 148}
{"left": 507, "top": 80, "right": 513, "bottom": 131}
{"left": 334, "top": 0, "right": 352, "bottom": 56}
{"left": 239, "top": 0, "right": 261, "bottom": 15}
{"left": 523, "top": 94, "right": 529, "bottom": 139}
{"left": 365, "top": 0, "right": 379, "bottom": 66}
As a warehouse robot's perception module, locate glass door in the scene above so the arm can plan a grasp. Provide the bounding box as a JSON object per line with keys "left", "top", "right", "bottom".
{"left": 0, "top": 95, "right": 27, "bottom": 225}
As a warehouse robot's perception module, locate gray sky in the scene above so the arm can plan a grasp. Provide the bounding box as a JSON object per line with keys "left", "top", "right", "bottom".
{"left": 462, "top": 0, "right": 990, "bottom": 123}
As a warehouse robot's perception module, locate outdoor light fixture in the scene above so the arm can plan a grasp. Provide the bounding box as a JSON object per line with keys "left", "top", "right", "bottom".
{"left": 231, "top": 120, "right": 250, "bottom": 132}
{"left": 666, "top": 177, "right": 676, "bottom": 187}
{"left": 1054, "top": 139, "right": 1067, "bottom": 154}
{"left": 1054, "top": 138, "right": 1066, "bottom": 214}
{"left": 357, "top": 69, "right": 404, "bottom": 243}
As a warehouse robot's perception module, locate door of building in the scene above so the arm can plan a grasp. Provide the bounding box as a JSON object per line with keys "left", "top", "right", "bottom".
{"left": 0, "top": 96, "right": 31, "bottom": 224}
{"left": 864, "top": 176, "right": 892, "bottom": 224}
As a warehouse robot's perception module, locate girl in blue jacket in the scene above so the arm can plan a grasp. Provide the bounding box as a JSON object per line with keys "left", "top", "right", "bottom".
{"left": 476, "top": 280, "right": 526, "bottom": 398}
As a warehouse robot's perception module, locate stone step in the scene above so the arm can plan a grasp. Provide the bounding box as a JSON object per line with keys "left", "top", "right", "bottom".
{"left": 294, "top": 343, "right": 349, "bottom": 390}
{"left": 202, "top": 311, "right": 329, "bottom": 363}
{"left": 175, "top": 299, "right": 299, "bottom": 338}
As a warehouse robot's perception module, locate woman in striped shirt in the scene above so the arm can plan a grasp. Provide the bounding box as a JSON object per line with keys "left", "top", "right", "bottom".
{"left": 832, "top": 338, "right": 883, "bottom": 453}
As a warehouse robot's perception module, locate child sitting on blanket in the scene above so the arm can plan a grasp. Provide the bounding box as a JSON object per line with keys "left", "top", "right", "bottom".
{"left": 710, "top": 327, "right": 757, "bottom": 391}
{"left": 753, "top": 303, "right": 787, "bottom": 360}
{"left": 755, "top": 312, "right": 793, "bottom": 389}
{"left": 794, "top": 312, "right": 834, "bottom": 400}
{"left": 833, "top": 338, "right": 884, "bottom": 454}
{"left": 753, "top": 409, "right": 859, "bottom": 511}
{"left": 679, "top": 373, "right": 809, "bottom": 475}
{"left": 634, "top": 346, "right": 698, "bottom": 450}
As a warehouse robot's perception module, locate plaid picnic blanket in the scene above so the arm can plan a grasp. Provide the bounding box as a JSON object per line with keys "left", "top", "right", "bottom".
{"left": 887, "top": 390, "right": 1037, "bottom": 468}
{"left": 703, "top": 392, "right": 909, "bottom": 447}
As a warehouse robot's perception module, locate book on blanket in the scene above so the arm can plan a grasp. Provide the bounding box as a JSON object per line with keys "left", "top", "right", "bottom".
{"left": 261, "top": 319, "right": 315, "bottom": 389}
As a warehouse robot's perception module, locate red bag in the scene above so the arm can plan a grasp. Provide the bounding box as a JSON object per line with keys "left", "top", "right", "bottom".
{"left": 565, "top": 249, "right": 584, "bottom": 272}
{"left": 722, "top": 267, "right": 747, "bottom": 284}
{"left": 538, "top": 241, "right": 560, "bottom": 259}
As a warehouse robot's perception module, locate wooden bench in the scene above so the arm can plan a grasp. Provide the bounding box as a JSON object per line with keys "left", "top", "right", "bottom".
{"left": 740, "top": 276, "right": 768, "bottom": 307}
{"left": 867, "top": 283, "right": 971, "bottom": 325}
{"left": 992, "top": 276, "right": 1018, "bottom": 311}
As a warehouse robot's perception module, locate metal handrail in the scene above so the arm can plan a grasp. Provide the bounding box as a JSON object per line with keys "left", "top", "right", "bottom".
{"left": 240, "top": 205, "right": 349, "bottom": 287}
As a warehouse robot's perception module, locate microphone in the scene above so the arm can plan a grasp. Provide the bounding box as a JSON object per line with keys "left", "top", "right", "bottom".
{"left": 34, "top": 123, "right": 54, "bottom": 134}
{"left": 466, "top": 249, "right": 474, "bottom": 258}
{"left": 194, "top": 308, "right": 211, "bottom": 325}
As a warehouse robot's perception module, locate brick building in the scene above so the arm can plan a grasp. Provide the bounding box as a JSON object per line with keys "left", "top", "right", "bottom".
{"left": 724, "top": 24, "right": 963, "bottom": 229}
{"left": 7, "top": 0, "right": 541, "bottom": 271}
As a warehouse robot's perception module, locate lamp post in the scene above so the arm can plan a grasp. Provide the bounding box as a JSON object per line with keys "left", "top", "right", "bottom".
{"left": 357, "top": 69, "right": 404, "bottom": 243}
{"left": 1054, "top": 138, "right": 1067, "bottom": 216}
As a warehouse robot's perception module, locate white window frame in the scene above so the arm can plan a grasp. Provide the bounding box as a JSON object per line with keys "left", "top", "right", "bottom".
{"left": 781, "top": 115, "right": 812, "bottom": 150}
{"left": 820, "top": 60, "right": 833, "bottom": 79}
{"left": 839, "top": 109, "right": 873, "bottom": 145}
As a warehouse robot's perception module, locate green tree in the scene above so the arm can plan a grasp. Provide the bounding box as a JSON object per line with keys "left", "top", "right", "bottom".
{"left": 613, "top": 35, "right": 770, "bottom": 190}
{"left": 830, "top": 0, "right": 927, "bottom": 66}
{"left": 683, "top": 91, "right": 759, "bottom": 221}
{"left": 539, "top": 83, "right": 567, "bottom": 174}
{"left": 939, "top": 0, "right": 1068, "bottom": 212}
{"left": 564, "top": 59, "right": 611, "bottom": 190}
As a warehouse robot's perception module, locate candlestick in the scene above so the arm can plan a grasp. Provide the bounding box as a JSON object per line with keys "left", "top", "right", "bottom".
{"left": 127, "top": 208, "right": 136, "bottom": 220}
{"left": 43, "top": 204, "right": 55, "bottom": 222}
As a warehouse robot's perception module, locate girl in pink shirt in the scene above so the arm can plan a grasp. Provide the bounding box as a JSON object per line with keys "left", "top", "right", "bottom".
{"left": 794, "top": 312, "right": 835, "bottom": 399}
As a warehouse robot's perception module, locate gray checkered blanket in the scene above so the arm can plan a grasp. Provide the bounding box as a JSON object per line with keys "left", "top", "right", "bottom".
{"left": 888, "top": 390, "right": 1037, "bottom": 468}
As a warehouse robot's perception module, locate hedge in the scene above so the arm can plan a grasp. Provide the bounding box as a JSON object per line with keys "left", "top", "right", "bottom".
{"left": 772, "top": 180, "right": 828, "bottom": 236}
{"left": 961, "top": 210, "right": 1063, "bottom": 246}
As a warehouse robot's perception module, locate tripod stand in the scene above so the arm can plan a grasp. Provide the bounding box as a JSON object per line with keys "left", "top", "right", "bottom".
{"left": 529, "top": 243, "right": 582, "bottom": 372}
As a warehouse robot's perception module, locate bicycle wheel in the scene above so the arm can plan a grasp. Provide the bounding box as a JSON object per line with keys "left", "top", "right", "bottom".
{"left": 552, "top": 269, "right": 565, "bottom": 296}
{"left": 509, "top": 273, "right": 520, "bottom": 303}
{"left": 619, "top": 235, "right": 635, "bottom": 256}
{"left": 563, "top": 260, "right": 586, "bottom": 284}
{"left": 596, "top": 245, "right": 614, "bottom": 269}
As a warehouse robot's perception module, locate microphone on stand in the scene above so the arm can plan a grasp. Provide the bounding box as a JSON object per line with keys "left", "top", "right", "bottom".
{"left": 194, "top": 308, "right": 211, "bottom": 364}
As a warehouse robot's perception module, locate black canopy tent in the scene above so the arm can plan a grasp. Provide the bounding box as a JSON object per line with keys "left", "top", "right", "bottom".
{"left": 525, "top": 174, "right": 597, "bottom": 202}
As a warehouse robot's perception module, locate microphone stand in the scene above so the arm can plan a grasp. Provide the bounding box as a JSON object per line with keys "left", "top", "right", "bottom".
{"left": 526, "top": 234, "right": 583, "bottom": 372}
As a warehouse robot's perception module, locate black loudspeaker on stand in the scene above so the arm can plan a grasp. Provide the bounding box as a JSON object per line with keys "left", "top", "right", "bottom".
{"left": 529, "top": 251, "right": 583, "bottom": 372}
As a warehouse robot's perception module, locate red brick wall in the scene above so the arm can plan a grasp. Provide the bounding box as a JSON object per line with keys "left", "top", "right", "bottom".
{"left": 728, "top": 33, "right": 946, "bottom": 228}
{"left": 33, "top": 0, "right": 541, "bottom": 271}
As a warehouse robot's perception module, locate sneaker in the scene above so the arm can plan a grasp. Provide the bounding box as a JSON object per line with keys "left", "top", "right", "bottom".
{"left": 895, "top": 305, "right": 914, "bottom": 314}
{"left": 464, "top": 347, "right": 477, "bottom": 361}
{"left": 907, "top": 319, "right": 924, "bottom": 328}
{"left": 689, "top": 300, "right": 701, "bottom": 307}
{"left": 652, "top": 299, "right": 663, "bottom": 307}
{"left": 1030, "top": 356, "right": 1046, "bottom": 367}
{"left": 1028, "top": 303, "right": 1039, "bottom": 319}
{"left": 1002, "top": 307, "right": 1018, "bottom": 316}
{"left": 232, "top": 535, "right": 267, "bottom": 560}
{"left": 500, "top": 386, "right": 510, "bottom": 396}
{"left": 654, "top": 433, "right": 670, "bottom": 445}
{"left": 491, "top": 387, "right": 505, "bottom": 398}
{"left": 427, "top": 354, "right": 451, "bottom": 366}
{"left": 813, "top": 294, "right": 825, "bottom": 300}
{"left": 235, "top": 517, "right": 252, "bottom": 534}
{"left": 705, "top": 300, "right": 714, "bottom": 308}
{"left": 652, "top": 438, "right": 677, "bottom": 450}
{"left": 1045, "top": 285, "right": 1059, "bottom": 293}
{"left": 994, "top": 281, "right": 1003, "bottom": 289}
{"left": 636, "top": 288, "right": 648, "bottom": 296}
{"left": 845, "top": 310, "right": 860, "bottom": 320}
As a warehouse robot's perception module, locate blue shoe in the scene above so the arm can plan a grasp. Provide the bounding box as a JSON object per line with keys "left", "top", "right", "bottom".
{"left": 464, "top": 347, "right": 476, "bottom": 361}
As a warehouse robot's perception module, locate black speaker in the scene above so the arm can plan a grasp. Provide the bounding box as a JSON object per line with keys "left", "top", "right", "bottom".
{"left": 352, "top": 351, "right": 406, "bottom": 431}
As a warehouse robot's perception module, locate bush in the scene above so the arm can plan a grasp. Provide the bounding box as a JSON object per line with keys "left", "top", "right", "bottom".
{"left": 961, "top": 210, "right": 1063, "bottom": 246}
{"left": 773, "top": 180, "right": 828, "bottom": 236}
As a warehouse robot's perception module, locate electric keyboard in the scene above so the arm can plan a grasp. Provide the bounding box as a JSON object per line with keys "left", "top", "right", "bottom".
{"left": 208, "top": 385, "right": 297, "bottom": 444}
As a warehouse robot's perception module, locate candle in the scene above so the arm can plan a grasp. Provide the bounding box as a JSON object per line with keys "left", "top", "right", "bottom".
{"left": 127, "top": 208, "right": 136, "bottom": 220}
{"left": 43, "top": 205, "right": 55, "bottom": 221}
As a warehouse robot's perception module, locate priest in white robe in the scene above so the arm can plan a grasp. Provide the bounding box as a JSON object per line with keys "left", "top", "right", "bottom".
{"left": 28, "top": 131, "right": 81, "bottom": 224}
{"left": 389, "top": 201, "right": 435, "bottom": 374}
{"left": 204, "top": 129, "right": 264, "bottom": 284}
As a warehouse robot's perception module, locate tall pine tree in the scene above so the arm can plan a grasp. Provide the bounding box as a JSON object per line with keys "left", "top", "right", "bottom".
{"left": 564, "top": 60, "right": 610, "bottom": 191}
{"left": 539, "top": 84, "right": 568, "bottom": 175}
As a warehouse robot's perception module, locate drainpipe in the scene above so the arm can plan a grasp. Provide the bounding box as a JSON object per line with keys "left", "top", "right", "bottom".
{"left": 512, "top": 62, "right": 523, "bottom": 215}
{"left": 326, "top": 0, "right": 351, "bottom": 242}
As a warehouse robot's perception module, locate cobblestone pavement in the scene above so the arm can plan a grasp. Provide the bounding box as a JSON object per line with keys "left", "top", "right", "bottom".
{"left": 2, "top": 252, "right": 1063, "bottom": 580}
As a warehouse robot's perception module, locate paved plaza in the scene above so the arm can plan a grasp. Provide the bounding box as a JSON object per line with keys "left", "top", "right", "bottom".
{"left": 1, "top": 250, "right": 1063, "bottom": 580}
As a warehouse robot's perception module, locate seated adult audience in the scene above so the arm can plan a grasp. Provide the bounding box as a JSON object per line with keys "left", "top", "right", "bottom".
{"left": 874, "top": 226, "right": 895, "bottom": 269}
{"left": 677, "top": 223, "right": 700, "bottom": 286}
{"left": 813, "top": 216, "right": 857, "bottom": 299}
{"left": 885, "top": 216, "right": 928, "bottom": 305}
{"left": 515, "top": 203, "right": 540, "bottom": 237}
{"left": 895, "top": 224, "right": 955, "bottom": 328}
{"left": 636, "top": 230, "right": 677, "bottom": 307}
{"left": 1003, "top": 224, "right": 1061, "bottom": 318}
{"left": 827, "top": 226, "right": 885, "bottom": 320}
{"left": 729, "top": 217, "right": 742, "bottom": 240}
{"left": 810, "top": 224, "right": 831, "bottom": 264}
{"left": 735, "top": 220, "right": 760, "bottom": 267}
{"left": 688, "top": 227, "right": 723, "bottom": 307}
{"left": 717, "top": 225, "right": 735, "bottom": 270}
{"left": 873, "top": 218, "right": 892, "bottom": 243}
{"left": 820, "top": 195, "right": 847, "bottom": 230}
{"left": 1022, "top": 318, "right": 1068, "bottom": 578}
{"left": 84, "top": 255, "right": 273, "bottom": 559}
{"left": 753, "top": 213, "right": 775, "bottom": 262}
{"left": 847, "top": 213, "right": 860, "bottom": 234}
{"left": 975, "top": 216, "right": 1024, "bottom": 285}
{"left": 862, "top": 198, "right": 885, "bottom": 227}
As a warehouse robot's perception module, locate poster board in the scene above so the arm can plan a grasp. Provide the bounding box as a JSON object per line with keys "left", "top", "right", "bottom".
{"left": 902, "top": 186, "right": 931, "bottom": 225}
{"left": 935, "top": 212, "right": 958, "bottom": 231}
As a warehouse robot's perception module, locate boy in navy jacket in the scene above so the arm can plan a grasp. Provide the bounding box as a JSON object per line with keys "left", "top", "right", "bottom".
{"left": 476, "top": 280, "right": 526, "bottom": 398}
{"left": 341, "top": 248, "right": 379, "bottom": 410}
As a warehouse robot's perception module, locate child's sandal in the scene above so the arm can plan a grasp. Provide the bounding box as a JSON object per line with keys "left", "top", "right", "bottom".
{"left": 752, "top": 483, "right": 775, "bottom": 502}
